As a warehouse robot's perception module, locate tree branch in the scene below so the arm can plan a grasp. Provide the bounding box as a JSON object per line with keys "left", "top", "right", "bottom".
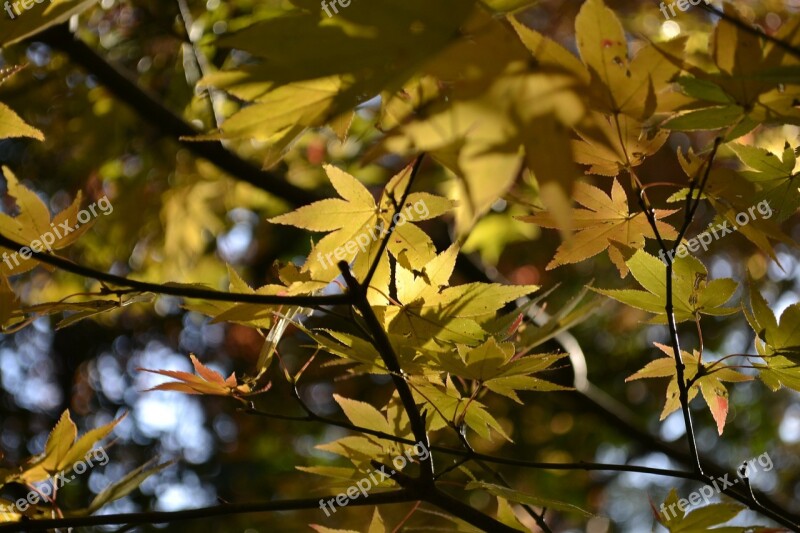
{"left": 362, "top": 154, "right": 425, "bottom": 290}
{"left": 241, "top": 407, "right": 699, "bottom": 481}
{"left": 37, "top": 25, "right": 319, "bottom": 208}
{"left": 0, "top": 491, "right": 413, "bottom": 532}
{"left": 635, "top": 138, "right": 719, "bottom": 476}
{"left": 699, "top": 4, "right": 800, "bottom": 60}
{"left": 0, "top": 233, "right": 351, "bottom": 308}
{"left": 338, "top": 261, "right": 434, "bottom": 484}
{"left": 455, "top": 235, "right": 800, "bottom": 529}
{"left": 425, "top": 488, "right": 519, "bottom": 533}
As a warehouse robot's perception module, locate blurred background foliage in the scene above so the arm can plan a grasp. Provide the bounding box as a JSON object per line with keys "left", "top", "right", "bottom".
{"left": 0, "top": 0, "right": 799, "bottom": 531}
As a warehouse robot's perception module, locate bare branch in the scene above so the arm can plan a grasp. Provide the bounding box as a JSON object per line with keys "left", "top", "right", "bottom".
{"left": 0, "top": 491, "right": 413, "bottom": 531}
{"left": 0, "top": 233, "right": 351, "bottom": 308}
{"left": 38, "top": 25, "right": 319, "bottom": 207}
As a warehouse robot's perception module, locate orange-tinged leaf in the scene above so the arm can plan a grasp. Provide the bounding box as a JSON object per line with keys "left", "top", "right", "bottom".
{"left": 629, "top": 343, "right": 751, "bottom": 435}
{"left": 190, "top": 354, "right": 227, "bottom": 385}
{"left": 138, "top": 354, "right": 268, "bottom": 398}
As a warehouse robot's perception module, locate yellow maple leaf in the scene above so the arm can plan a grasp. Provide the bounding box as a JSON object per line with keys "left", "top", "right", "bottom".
{"left": 0, "top": 167, "right": 94, "bottom": 276}
{"left": 518, "top": 179, "right": 677, "bottom": 276}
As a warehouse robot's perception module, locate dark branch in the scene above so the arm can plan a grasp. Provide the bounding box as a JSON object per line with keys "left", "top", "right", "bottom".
{"left": 699, "top": 4, "right": 800, "bottom": 60}
{"left": 37, "top": 25, "right": 319, "bottom": 208}
{"left": 241, "top": 408, "right": 699, "bottom": 481}
{"left": 426, "top": 488, "right": 519, "bottom": 533}
{"left": 338, "top": 261, "right": 435, "bottom": 483}
{"left": 0, "top": 233, "right": 351, "bottom": 307}
{"left": 0, "top": 491, "right": 413, "bottom": 532}
{"left": 362, "top": 154, "right": 425, "bottom": 289}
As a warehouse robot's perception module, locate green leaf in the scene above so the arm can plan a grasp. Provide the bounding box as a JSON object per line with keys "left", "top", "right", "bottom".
{"left": 728, "top": 141, "right": 800, "bottom": 222}
{"left": 593, "top": 250, "right": 738, "bottom": 322}
{"left": 410, "top": 376, "right": 511, "bottom": 441}
{"left": 663, "top": 106, "right": 744, "bottom": 131}
{"left": 745, "top": 287, "right": 800, "bottom": 391}
{"left": 675, "top": 77, "right": 734, "bottom": 104}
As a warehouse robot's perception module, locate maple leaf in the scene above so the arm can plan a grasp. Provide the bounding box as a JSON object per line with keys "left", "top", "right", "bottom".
{"left": 375, "top": 245, "right": 539, "bottom": 348}
{"left": 410, "top": 375, "right": 511, "bottom": 441}
{"left": 511, "top": 0, "right": 683, "bottom": 178}
{"left": 308, "top": 327, "right": 427, "bottom": 377}
{"left": 572, "top": 112, "right": 670, "bottom": 177}
{"left": 512, "top": 1, "right": 684, "bottom": 120}
{"left": 429, "top": 336, "right": 570, "bottom": 403}
{"left": 322, "top": 395, "right": 412, "bottom": 461}
{"left": 518, "top": 179, "right": 677, "bottom": 276}
{"left": 656, "top": 489, "right": 773, "bottom": 532}
{"left": 138, "top": 354, "right": 269, "bottom": 399}
{"left": 673, "top": 148, "right": 791, "bottom": 261}
{"left": 0, "top": 167, "right": 94, "bottom": 276}
{"left": 593, "top": 250, "right": 739, "bottom": 323}
{"left": 627, "top": 343, "right": 751, "bottom": 435}
{"left": 744, "top": 287, "right": 800, "bottom": 393}
{"left": 728, "top": 141, "right": 800, "bottom": 222}
{"left": 268, "top": 164, "right": 454, "bottom": 282}
{"left": 659, "top": 4, "right": 800, "bottom": 138}
{"left": 378, "top": 12, "right": 586, "bottom": 235}
{"left": 6, "top": 410, "right": 125, "bottom": 484}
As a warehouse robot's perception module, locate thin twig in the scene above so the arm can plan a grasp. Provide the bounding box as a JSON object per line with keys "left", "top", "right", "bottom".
{"left": 698, "top": 4, "right": 800, "bottom": 61}
{"left": 362, "top": 154, "right": 425, "bottom": 290}
{"left": 634, "top": 139, "right": 720, "bottom": 475}
{"left": 241, "top": 407, "right": 699, "bottom": 480}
